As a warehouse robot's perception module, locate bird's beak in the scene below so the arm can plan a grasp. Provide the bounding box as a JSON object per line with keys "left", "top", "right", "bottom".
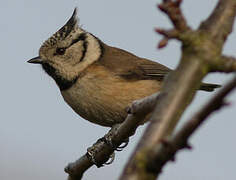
{"left": 27, "top": 56, "right": 44, "bottom": 64}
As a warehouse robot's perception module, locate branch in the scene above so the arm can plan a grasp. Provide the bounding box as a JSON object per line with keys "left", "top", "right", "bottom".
{"left": 155, "top": 29, "right": 180, "bottom": 48}
{"left": 158, "top": 0, "right": 190, "bottom": 32}
{"left": 65, "top": 93, "right": 161, "bottom": 180}
{"left": 120, "top": 0, "right": 236, "bottom": 179}
{"left": 147, "top": 76, "right": 236, "bottom": 174}
{"left": 212, "top": 55, "right": 236, "bottom": 73}
{"left": 200, "top": 0, "right": 236, "bottom": 45}
{"left": 156, "top": 0, "right": 192, "bottom": 48}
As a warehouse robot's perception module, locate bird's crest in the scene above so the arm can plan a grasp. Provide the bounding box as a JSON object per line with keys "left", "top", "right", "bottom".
{"left": 41, "top": 8, "right": 79, "bottom": 48}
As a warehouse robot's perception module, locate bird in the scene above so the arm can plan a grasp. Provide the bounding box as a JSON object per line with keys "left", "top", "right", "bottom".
{"left": 28, "top": 8, "right": 220, "bottom": 128}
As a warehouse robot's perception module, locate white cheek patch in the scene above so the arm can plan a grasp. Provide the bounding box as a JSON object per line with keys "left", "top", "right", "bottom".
{"left": 66, "top": 41, "right": 85, "bottom": 63}
{"left": 83, "top": 33, "right": 102, "bottom": 63}
{"left": 74, "top": 33, "right": 102, "bottom": 73}
{"left": 55, "top": 60, "right": 79, "bottom": 81}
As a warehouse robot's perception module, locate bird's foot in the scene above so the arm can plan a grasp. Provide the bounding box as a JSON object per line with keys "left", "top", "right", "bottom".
{"left": 106, "top": 137, "right": 129, "bottom": 152}
{"left": 103, "top": 124, "right": 130, "bottom": 151}
{"left": 104, "top": 152, "right": 115, "bottom": 165}
{"left": 86, "top": 143, "right": 115, "bottom": 167}
{"left": 86, "top": 124, "right": 130, "bottom": 167}
{"left": 86, "top": 145, "right": 101, "bottom": 167}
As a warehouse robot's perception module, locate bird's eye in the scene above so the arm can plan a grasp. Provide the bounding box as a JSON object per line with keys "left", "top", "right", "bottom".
{"left": 55, "top": 48, "right": 66, "bottom": 55}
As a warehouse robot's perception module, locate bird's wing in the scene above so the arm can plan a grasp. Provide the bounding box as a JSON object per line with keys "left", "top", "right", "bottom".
{"left": 99, "top": 44, "right": 171, "bottom": 81}
{"left": 98, "top": 44, "right": 220, "bottom": 92}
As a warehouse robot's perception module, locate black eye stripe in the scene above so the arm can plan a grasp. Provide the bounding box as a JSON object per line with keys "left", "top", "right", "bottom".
{"left": 53, "top": 33, "right": 87, "bottom": 56}
{"left": 70, "top": 33, "right": 87, "bottom": 47}
{"left": 80, "top": 40, "right": 88, "bottom": 62}
{"left": 70, "top": 33, "right": 88, "bottom": 62}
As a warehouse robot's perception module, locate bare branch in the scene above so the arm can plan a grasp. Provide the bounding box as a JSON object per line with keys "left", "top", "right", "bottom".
{"left": 155, "top": 28, "right": 180, "bottom": 39}
{"left": 120, "top": 54, "right": 208, "bottom": 180}
{"left": 156, "top": 0, "right": 191, "bottom": 48}
{"left": 155, "top": 28, "right": 180, "bottom": 48}
{"left": 212, "top": 55, "right": 236, "bottom": 73}
{"left": 120, "top": 0, "right": 236, "bottom": 179}
{"left": 200, "top": 0, "right": 236, "bottom": 45}
{"left": 158, "top": 0, "right": 190, "bottom": 32}
{"left": 65, "top": 93, "right": 161, "bottom": 180}
{"left": 147, "top": 76, "right": 236, "bottom": 175}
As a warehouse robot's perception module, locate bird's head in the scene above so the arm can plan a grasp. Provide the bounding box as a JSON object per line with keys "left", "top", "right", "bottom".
{"left": 28, "top": 8, "right": 102, "bottom": 90}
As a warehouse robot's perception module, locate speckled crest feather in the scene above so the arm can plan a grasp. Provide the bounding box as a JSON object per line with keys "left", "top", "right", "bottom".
{"left": 41, "top": 8, "right": 79, "bottom": 48}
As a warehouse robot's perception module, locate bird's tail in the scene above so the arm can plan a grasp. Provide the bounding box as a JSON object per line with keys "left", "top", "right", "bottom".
{"left": 199, "top": 83, "right": 221, "bottom": 92}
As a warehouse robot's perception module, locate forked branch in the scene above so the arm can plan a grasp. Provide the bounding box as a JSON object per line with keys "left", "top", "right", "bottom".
{"left": 147, "top": 76, "right": 236, "bottom": 174}
{"left": 120, "top": 0, "right": 236, "bottom": 179}
{"left": 200, "top": 0, "right": 236, "bottom": 45}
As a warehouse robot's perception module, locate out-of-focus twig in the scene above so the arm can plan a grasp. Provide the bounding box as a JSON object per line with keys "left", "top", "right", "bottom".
{"left": 120, "top": 0, "right": 236, "bottom": 179}
{"left": 148, "top": 76, "right": 236, "bottom": 174}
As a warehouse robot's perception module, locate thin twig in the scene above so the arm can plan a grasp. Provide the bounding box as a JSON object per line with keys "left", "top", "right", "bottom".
{"left": 156, "top": 0, "right": 191, "bottom": 48}
{"left": 158, "top": 0, "right": 190, "bottom": 32}
{"left": 155, "top": 28, "right": 180, "bottom": 48}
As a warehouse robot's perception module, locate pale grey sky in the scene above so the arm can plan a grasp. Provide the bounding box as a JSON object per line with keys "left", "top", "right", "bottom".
{"left": 1, "top": 0, "right": 236, "bottom": 180}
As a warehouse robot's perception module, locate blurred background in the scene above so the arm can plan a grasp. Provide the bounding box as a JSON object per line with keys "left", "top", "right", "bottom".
{"left": 1, "top": 0, "right": 235, "bottom": 179}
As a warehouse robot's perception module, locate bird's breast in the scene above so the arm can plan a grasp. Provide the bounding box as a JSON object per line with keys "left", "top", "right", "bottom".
{"left": 61, "top": 65, "right": 161, "bottom": 127}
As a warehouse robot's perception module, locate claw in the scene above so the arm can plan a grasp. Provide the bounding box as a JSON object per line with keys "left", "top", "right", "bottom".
{"left": 104, "top": 153, "right": 115, "bottom": 165}
{"left": 115, "top": 138, "right": 129, "bottom": 151}
{"left": 103, "top": 136, "right": 129, "bottom": 151}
